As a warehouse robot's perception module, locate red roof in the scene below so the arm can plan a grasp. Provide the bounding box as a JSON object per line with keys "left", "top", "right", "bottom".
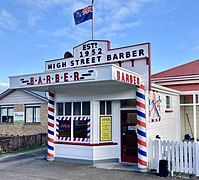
{"left": 152, "top": 59, "right": 199, "bottom": 78}
{"left": 164, "top": 84, "right": 199, "bottom": 91}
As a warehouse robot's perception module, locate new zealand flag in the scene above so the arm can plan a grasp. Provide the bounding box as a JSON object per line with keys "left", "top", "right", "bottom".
{"left": 73, "top": 5, "right": 93, "bottom": 25}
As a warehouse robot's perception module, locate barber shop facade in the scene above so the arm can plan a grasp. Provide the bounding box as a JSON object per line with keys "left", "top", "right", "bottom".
{"left": 10, "top": 40, "right": 180, "bottom": 170}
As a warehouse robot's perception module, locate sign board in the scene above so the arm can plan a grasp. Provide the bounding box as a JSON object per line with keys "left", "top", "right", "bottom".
{"left": 128, "top": 126, "right": 136, "bottom": 131}
{"left": 113, "top": 68, "right": 141, "bottom": 86}
{"left": 59, "top": 120, "right": 71, "bottom": 137}
{"left": 19, "top": 69, "right": 97, "bottom": 87}
{"left": 45, "top": 40, "right": 149, "bottom": 71}
{"left": 14, "top": 112, "right": 24, "bottom": 124}
{"left": 149, "top": 91, "right": 161, "bottom": 122}
{"left": 10, "top": 40, "right": 150, "bottom": 89}
{"left": 100, "top": 116, "right": 112, "bottom": 141}
{"left": 10, "top": 64, "right": 143, "bottom": 89}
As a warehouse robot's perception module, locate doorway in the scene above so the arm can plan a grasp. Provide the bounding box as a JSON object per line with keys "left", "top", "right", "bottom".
{"left": 121, "top": 110, "right": 138, "bottom": 163}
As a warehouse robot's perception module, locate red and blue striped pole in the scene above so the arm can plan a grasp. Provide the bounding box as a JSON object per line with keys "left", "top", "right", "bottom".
{"left": 47, "top": 92, "right": 55, "bottom": 161}
{"left": 136, "top": 84, "right": 148, "bottom": 170}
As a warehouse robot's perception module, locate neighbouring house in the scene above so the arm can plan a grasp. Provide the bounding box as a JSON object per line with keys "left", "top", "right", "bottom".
{"left": 0, "top": 89, "right": 48, "bottom": 136}
{"left": 152, "top": 59, "right": 199, "bottom": 141}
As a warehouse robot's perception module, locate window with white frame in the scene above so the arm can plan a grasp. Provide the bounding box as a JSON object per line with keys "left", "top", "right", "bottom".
{"left": 25, "top": 106, "right": 41, "bottom": 123}
{"left": 57, "top": 103, "right": 64, "bottom": 116}
{"left": 100, "top": 101, "right": 112, "bottom": 115}
{"left": 166, "top": 95, "right": 171, "bottom": 109}
{"left": 99, "top": 101, "right": 112, "bottom": 142}
{"left": 56, "top": 101, "right": 90, "bottom": 116}
{"left": 0, "top": 106, "right": 14, "bottom": 123}
{"left": 56, "top": 101, "right": 90, "bottom": 139}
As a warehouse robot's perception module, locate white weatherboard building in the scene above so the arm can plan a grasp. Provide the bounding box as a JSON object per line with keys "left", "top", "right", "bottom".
{"left": 9, "top": 40, "right": 180, "bottom": 170}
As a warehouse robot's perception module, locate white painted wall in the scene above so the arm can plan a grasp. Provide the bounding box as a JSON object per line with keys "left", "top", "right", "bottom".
{"left": 54, "top": 83, "right": 181, "bottom": 162}
{"left": 55, "top": 144, "right": 119, "bottom": 161}
{"left": 54, "top": 85, "right": 135, "bottom": 161}
{"left": 147, "top": 85, "right": 180, "bottom": 141}
{"left": 55, "top": 144, "right": 93, "bottom": 160}
{"left": 55, "top": 83, "right": 136, "bottom": 102}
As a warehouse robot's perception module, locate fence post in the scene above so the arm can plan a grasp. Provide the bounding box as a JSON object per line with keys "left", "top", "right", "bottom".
{"left": 148, "top": 139, "right": 153, "bottom": 170}
{"left": 188, "top": 142, "right": 192, "bottom": 174}
{"left": 184, "top": 141, "right": 188, "bottom": 173}
{"left": 167, "top": 141, "right": 171, "bottom": 172}
{"left": 154, "top": 139, "right": 162, "bottom": 173}
{"left": 180, "top": 141, "right": 184, "bottom": 173}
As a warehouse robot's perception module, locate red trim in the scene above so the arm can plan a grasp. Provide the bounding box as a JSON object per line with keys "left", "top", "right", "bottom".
{"left": 108, "top": 42, "right": 150, "bottom": 51}
{"left": 165, "top": 110, "right": 173, "bottom": 113}
{"left": 148, "top": 43, "right": 151, "bottom": 91}
{"left": 54, "top": 141, "right": 118, "bottom": 146}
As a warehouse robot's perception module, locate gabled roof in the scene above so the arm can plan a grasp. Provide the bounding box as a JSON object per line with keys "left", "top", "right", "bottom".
{"left": 0, "top": 88, "right": 48, "bottom": 102}
{"left": 152, "top": 59, "right": 199, "bottom": 79}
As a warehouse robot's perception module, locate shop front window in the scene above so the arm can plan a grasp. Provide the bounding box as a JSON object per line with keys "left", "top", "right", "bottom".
{"left": 0, "top": 107, "right": 14, "bottom": 123}
{"left": 59, "top": 120, "right": 71, "bottom": 137}
{"left": 74, "top": 120, "right": 87, "bottom": 138}
{"left": 57, "top": 101, "right": 90, "bottom": 140}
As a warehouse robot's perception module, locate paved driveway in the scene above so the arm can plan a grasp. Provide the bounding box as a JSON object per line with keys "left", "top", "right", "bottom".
{"left": 0, "top": 148, "right": 185, "bottom": 180}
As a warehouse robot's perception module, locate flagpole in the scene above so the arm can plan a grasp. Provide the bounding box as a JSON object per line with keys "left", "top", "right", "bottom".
{"left": 92, "top": 0, "right": 94, "bottom": 40}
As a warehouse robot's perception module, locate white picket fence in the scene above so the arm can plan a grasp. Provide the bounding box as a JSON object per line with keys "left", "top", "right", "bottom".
{"left": 148, "top": 139, "right": 199, "bottom": 176}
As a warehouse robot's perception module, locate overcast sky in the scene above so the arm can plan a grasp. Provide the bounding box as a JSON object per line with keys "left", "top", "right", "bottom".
{"left": 0, "top": 0, "right": 199, "bottom": 93}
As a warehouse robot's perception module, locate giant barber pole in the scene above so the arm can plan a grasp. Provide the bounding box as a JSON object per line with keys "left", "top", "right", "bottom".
{"left": 136, "top": 84, "right": 147, "bottom": 170}
{"left": 47, "top": 92, "right": 55, "bottom": 160}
